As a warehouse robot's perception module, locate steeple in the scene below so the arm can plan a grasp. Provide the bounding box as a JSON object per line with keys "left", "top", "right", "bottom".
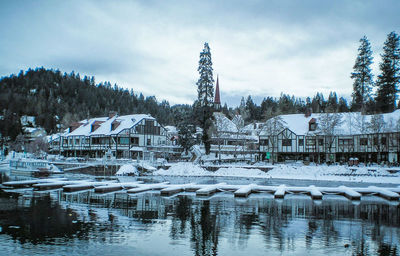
{"left": 214, "top": 75, "right": 221, "bottom": 110}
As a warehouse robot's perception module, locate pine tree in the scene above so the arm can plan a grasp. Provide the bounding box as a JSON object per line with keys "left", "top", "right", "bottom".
{"left": 338, "top": 97, "right": 349, "bottom": 112}
{"left": 326, "top": 92, "right": 338, "bottom": 113}
{"left": 195, "top": 42, "right": 215, "bottom": 154}
{"left": 375, "top": 31, "right": 400, "bottom": 113}
{"left": 196, "top": 42, "right": 214, "bottom": 107}
{"left": 177, "top": 112, "right": 196, "bottom": 154}
{"left": 351, "top": 36, "right": 374, "bottom": 113}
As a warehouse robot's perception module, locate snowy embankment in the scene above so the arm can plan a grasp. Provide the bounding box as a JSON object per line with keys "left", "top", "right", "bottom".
{"left": 116, "top": 164, "right": 139, "bottom": 176}
{"left": 153, "top": 162, "right": 400, "bottom": 184}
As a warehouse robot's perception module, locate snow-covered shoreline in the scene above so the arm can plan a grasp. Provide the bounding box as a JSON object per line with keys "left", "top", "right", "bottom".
{"left": 153, "top": 162, "right": 400, "bottom": 185}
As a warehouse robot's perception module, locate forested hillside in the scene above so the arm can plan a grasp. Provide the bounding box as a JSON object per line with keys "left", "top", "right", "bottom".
{"left": 0, "top": 68, "right": 188, "bottom": 140}
{"left": 0, "top": 67, "right": 353, "bottom": 141}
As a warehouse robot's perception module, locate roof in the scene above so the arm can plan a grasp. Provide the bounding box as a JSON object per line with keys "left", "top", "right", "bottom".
{"left": 213, "top": 112, "right": 238, "bottom": 133}
{"left": 214, "top": 75, "right": 220, "bottom": 105}
{"left": 164, "top": 126, "right": 178, "bottom": 134}
{"left": 262, "top": 110, "right": 400, "bottom": 136}
{"left": 65, "top": 114, "right": 155, "bottom": 136}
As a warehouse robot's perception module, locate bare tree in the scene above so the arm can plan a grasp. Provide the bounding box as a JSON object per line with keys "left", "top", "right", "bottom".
{"left": 396, "top": 118, "right": 400, "bottom": 132}
{"left": 261, "top": 116, "right": 286, "bottom": 164}
{"left": 212, "top": 113, "right": 233, "bottom": 163}
{"left": 368, "top": 114, "right": 386, "bottom": 162}
{"left": 346, "top": 112, "right": 358, "bottom": 135}
{"left": 317, "top": 113, "right": 343, "bottom": 162}
{"left": 9, "top": 134, "right": 26, "bottom": 152}
{"left": 26, "top": 136, "right": 49, "bottom": 157}
{"left": 354, "top": 113, "right": 368, "bottom": 134}
{"left": 232, "top": 114, "right": 244, "bottom": 159}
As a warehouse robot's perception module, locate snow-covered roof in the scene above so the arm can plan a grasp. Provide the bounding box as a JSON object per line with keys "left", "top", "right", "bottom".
{"left": 47, "top": 133, "right": 63, "bottom": 142}
{"left": 262, "top": 110, "right": 400, "bottom": 136}
{"left": 20, "top": 115, "right": 36, "bottom": 126}
{"left": 243, "top": 122, "right": 264, "bottom": 132}
{"left": 65, "top": 114, "right": 155, "bottom": 136}
{"left": 213, "top": 112, "right": 238, "bottom": 133}
{"left": 164, "top": 126, "right": 177, "bottom": 134}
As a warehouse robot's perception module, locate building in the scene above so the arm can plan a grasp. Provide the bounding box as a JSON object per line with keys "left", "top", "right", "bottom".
{"left": 210, "top": 112, "right": 258, "bottom": 159}
{"left": 259, "top": 111, "right": 400, "bottom": 164}
{"left": 49, "top": 113, "right": 172, "bottom": 159}
{"left": 208, "top": 77, "right": 259, "bottom": 160}
{"left": 214, "top": 75, "right": 221, "bottom": 111}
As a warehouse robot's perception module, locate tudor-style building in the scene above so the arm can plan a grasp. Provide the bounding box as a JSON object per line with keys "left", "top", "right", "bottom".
{"left": 259, "top": 111, "right": 400, "bottom": 164}
{"left": 49, "top": 113, "right": 176, "bottom": 159}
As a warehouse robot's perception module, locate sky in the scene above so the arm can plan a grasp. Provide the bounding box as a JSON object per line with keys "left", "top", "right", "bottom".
{"left": 0, "top": 0, "right": 399, "bottom": 107}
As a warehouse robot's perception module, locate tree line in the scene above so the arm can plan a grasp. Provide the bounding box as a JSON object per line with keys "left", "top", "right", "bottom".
{"left": 0, "top": 31, "right": 398, "bottom": 148}
{"left": 0, "top": 67, "right": 190, "bottom": 141}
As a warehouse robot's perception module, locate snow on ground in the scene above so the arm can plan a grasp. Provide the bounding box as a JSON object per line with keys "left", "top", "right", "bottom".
{"left": 116, "top": 164, "right": 139, "bottom": 176}
{"left": 153, "top": 162, "right": 400, "bottom": 184}
{"left": 154, "top": 162, "right": 210, "bottom": 176}
{"left": 267, "top": 165, "right": 400, "bottom": 184}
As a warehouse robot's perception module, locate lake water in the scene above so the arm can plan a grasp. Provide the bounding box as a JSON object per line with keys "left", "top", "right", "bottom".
{"left": 0, "top": 172, "right": 399, "bottom": 255}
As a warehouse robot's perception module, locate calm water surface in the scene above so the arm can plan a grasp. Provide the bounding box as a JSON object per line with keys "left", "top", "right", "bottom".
{"left": 0, "top": 172, "right": 399, "bottom": 255}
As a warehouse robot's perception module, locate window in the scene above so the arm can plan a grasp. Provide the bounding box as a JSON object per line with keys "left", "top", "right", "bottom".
{"left": 360, "top": 138, "right": 368, "bottom": 146}
{"left": 131, "top": 137, "right": 139, "bottom": 145}
{"left": 318, "top": 139, "right": 324, "bottom": 146}
{"left": 299, "top": 139, "right": 304, "bottom": 146}
{"left": 92, "top": 138, "right": 100, "bottom": 144}
{"left": 135, "top": 125, "right": 144, "bottom": 134}
{"left": 306, "top": 139, "right": 315, "bottom": 146}
{"left": 309, "top": 118, "right": 317, "bottom": 131}
{"left": 75, "top": 139, "right": 80, "bottom": 145}
{"left": 118, "top": 137, "right": 129, "bottom": 145}
{"left": 282, "top": 139, "right": 291, "bottom": 146}
{"left": 381, "top": 137, "right": 386, "bottom": 145}
{"left": 147, "top": 138, "right": 151, "bottom": 145}
{"left": 260, "top": 139, "right": 269, "bottom": 146}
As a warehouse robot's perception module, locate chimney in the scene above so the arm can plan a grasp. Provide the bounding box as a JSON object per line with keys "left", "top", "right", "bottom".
{"left": 305, "top": 108, "right": 312, "bottom": 118}
{"left": 108, "top": 111, "right": 117, "bottom": 119}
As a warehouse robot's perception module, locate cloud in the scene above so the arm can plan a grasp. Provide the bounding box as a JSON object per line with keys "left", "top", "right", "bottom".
{"left": 0, "top": 0, "right": 399, "bottom": 106}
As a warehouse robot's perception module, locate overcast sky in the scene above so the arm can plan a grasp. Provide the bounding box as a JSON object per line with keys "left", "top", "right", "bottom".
{"left": 0, "top": 0, "right": 399, "bottom": 106}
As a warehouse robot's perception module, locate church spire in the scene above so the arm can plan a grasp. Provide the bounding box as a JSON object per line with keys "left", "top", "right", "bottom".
{"left": 214, "top": 75, "right": 221, "bottom": 110}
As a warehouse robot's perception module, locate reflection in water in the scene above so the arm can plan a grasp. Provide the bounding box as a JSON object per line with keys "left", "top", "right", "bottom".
{"left": 0, "top": 190, "right": 399, "bottom": 256}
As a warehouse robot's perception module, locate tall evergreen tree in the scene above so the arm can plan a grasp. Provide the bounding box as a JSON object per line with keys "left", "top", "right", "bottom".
{"left": 196, "top": 42, "right": 214, "bottom": 107}
{"left": 338, "top": 97, "right": 350, "bottom": 112}
{"left": 351, "top": 36, "right": 374, "bottom": 113}
{"left": 195, "top": 42, "right": 215, "bottom": 154}
{"left": 375, "top": 31, "right": 400, "bottom": 113}
{"left": 326, "top": 92, "right": 338, "bottom": 113}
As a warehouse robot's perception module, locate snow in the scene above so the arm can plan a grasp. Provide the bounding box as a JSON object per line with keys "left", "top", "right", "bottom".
{"left": 152, "top": 162, "right": 400, "bottom": 184}
{"left": 164, "top": 126, "right": 177, "bottom": 134}
{"left": 20, "top": 115, "right": 36, "bottom": 126}
{"left": 154, "top": 162, "right": 210, "bottom": 176}
{"left": 67, "top": 114, "right": 155, "bottom": 136}
{"left": 213, "top": 112, "right": 238, "bottom": 133}
{"left": 116, "top": 164, "right": 139, "bottom": 176}
{"left": 262, "top": 110, "right": 400, "bottom": 136}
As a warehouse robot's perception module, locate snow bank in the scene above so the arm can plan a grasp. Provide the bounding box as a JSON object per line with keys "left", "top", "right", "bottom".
{"left": 152, "top": 162, "right": 400, "bottom": 184}
{"left": 154, "top": 162, "right": 210, "bottom": 176}
{"left": 214, "top": 168, "right": 267, "bottom": 177}
{"left": 154, "top": 163, "right": 267, "bottom": 178}
{"left": 267, "top": 165, "right": 400, "bottom": 184}
{"left": 116, "top": 164, "right": 139, "bottom": 176}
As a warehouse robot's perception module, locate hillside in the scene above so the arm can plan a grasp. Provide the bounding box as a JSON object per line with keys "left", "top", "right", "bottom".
{"left": 0, "top": 67, "right": 187, "bottom": 140}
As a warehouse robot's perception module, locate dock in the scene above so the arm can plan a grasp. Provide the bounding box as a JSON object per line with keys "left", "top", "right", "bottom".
{"left": 1, "top": 178, "right": 400, "bottom": 201}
